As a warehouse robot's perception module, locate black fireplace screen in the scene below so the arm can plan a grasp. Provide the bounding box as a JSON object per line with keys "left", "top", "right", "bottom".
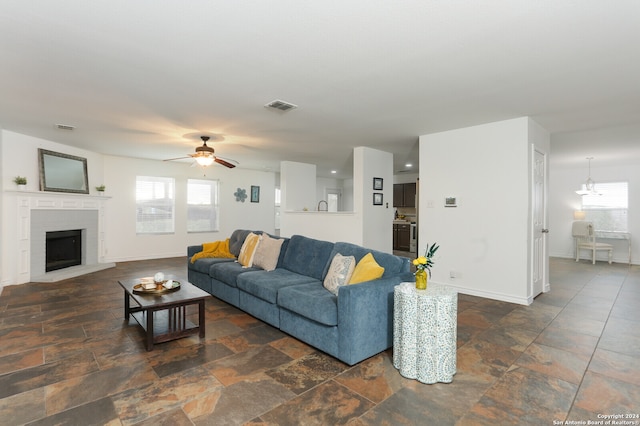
{"left": 45, "top": 230, "right": 82, "bottom": 272}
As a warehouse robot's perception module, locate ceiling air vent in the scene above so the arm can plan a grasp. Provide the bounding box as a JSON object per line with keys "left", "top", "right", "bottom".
{"left": 56, "top": 124, "right": 75, "bottom": 131}
{"left": 265, "top": 99, "right": 298, "bottom": 112}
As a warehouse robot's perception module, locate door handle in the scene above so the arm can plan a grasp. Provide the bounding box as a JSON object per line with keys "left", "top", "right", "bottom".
{"left": 542, "top": 229, "right": 549, "bottom": 233}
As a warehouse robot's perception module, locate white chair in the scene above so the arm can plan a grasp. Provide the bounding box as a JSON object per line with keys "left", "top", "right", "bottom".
{"left": 572, "top": 221, "right": 613, "bottom": 264}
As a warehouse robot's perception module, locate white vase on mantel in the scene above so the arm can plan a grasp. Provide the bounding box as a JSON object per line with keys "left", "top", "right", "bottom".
{"left": 17, "top": 184, "right": 26, "bottom": 191}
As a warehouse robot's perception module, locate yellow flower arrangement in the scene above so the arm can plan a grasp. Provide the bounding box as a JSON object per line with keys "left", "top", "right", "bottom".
{"left": 412, "top": 242, "right": 439, "bottom": 277}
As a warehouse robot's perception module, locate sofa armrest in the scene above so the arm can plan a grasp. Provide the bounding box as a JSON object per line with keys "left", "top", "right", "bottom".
{"left": 187, "top": 245, "right": 203, "bottom": 258}
{"left": 337, "top": 274, "right": 411, "bottom": 365}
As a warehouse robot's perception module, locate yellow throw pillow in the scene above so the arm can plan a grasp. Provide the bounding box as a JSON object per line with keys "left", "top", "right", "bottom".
{"left": 238, "top": 232, "right": 262, "bottom": 267}
{"left": 349, "top": 252, "right": 385, "bottom": 284}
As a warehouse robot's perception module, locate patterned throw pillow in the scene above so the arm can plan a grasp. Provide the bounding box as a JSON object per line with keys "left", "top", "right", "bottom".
{"left": 238, "top": 232, "right": 262, "bottom": 267}
{"left": 252, "top": 233, "right": 285, "bottom": 271}
{"left": 323, "top": 253, "right": 356, "bottom": 296}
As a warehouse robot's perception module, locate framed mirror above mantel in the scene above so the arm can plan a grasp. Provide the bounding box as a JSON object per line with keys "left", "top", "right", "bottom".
{"left": 38, "top": 149, "right": 90, "bottom": 194}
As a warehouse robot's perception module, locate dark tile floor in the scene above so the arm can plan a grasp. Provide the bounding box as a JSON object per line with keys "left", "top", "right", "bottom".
{"left": 1, "top": 257, "right": 639, "bottom": 425}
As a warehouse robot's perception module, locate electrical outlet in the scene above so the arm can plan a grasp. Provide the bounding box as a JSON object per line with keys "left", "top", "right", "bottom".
{"left": 450, "top": 270, "right": 458, "bottom": 279}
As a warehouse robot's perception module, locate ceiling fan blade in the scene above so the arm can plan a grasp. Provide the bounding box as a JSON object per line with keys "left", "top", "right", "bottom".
{"left": 163, "top": 156, "right": 191, "bottom": 161}
{"left": 215, "top": 157, "right": 237, "bottom": 168}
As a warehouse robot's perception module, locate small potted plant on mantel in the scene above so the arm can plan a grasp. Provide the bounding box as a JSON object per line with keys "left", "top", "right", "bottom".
{"left": 95, "top": 185, "right": 106, "bottom": 195}
{"left": 13, "top": 176, "right": 27, "bottom": 190}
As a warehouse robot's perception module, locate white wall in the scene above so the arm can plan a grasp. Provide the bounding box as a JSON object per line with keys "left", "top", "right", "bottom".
{"left": 316, "top": 177, "right": 347, "bottom": 211}
{"left": 280, "top": 160, "right": 363, "bottom": 243}
{"left": 103, "top": 155, "right": 276, "bottom": 262}
{"left": 280, "top": 161, "right": 316, "bottom": 212}
{"left": 281, "top": 211, "right": 361, "bottom": 243}
{"left": 0, "top": 130, "right": 4, "bottom": 287}
{"left": 343, "top": 178, "right": 354, "bottom": 212}
{"left": 1, "top": 131, "right": 108, "bottom": 287}
{"left": 1, "top": 130, "right": 105, "bottom": 193}
{"left": 419, "top": 117, "right": 546, "bottom": 305}
{"left": 394, "top": 172, "right": 419, "bottom": 184}
{"left": 549, "top": 163, "right": 639, "bottom": 264}
{"left": 279, "top": 148, "right": 393, "bottom": 252}
{"left": 355, "top": 146, "right": 394, "bottom": 252}
{"left": 1, "top": 131, "right": 277, "bottom": 287}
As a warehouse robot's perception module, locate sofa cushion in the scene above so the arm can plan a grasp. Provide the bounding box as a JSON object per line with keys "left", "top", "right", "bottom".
{"left": 229, "top": 229, "right": 253, "bottom": 257}
{"left": 323, "top": 253, "right": 356, "bottom": 296}
{"left": 236, "top": 269, "right": 319, "bottom": 304}
{"left": 210, "top": 261, "right": 260, "bottom": 288}
{"left": 332, "top": 242, "right": 409, "bottom": 277}
{"left": 189, "top": 257, "right": 236, "bottom": 275}
{"left": 238, "top": 232, "right": 262, "bottom": 267}
{"left": 253, "top": 233, "right": 285, "bottom": 271}
{"left": 281, "top": 235, "right": 335, "bottom": 280}
{"left": 349, "top": 252, "right": 385, "bottom": 284}
{"left": 278, "top": 282, "right": 338, "bottom": 326}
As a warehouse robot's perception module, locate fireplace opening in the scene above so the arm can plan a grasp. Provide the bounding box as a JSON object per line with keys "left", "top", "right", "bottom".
{"left": 46, "top": 230, "right": 82, "bottom": 272}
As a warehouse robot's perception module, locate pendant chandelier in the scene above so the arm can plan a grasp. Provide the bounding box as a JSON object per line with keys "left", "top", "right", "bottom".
{"left": 575, "top": 157, "right": 601, "bottom": 196}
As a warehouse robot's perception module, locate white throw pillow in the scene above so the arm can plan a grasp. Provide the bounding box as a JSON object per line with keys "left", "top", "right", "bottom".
{"left": 252, "top": 233, "right": 284, "bottom": 271}
{"left": 323, "top": 253, "right": 356, "bottom": 296}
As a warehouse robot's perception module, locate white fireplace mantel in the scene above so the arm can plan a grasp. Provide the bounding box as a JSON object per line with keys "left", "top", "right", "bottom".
{"left": 2, "top": 190, "right": 113, "bottom": 285}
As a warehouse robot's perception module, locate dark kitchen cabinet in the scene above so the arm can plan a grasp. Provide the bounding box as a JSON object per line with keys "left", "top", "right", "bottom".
{"left": 393, "top": 223, "right": 411, "bottom": 251}
{"left": 393, "top": 185, "right": 404, "bottom": 207}
{"left": 393, "top": 183, "right": 416, "bottom": 207}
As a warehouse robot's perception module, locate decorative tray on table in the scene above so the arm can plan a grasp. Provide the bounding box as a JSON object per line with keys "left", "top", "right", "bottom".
{"left": 133, "top": 277, "right": 181, "bottom": 294}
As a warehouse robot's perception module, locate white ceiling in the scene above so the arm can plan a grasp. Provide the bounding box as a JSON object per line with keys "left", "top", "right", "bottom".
{"left": 1, "top": 1, "right": 639, "bottom": 177}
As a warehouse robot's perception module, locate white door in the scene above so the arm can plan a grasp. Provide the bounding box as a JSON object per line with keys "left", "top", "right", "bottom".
{"left": 532, "top": 148, "right": 547, "bottom": 297}
{"left": 325, "top": 188, "right": 342, "bottom": 212}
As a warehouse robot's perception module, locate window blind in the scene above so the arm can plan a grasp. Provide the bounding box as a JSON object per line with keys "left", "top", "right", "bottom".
{"left": 187, "top": 179, "right": 219, "bottom": 232}
{"left": 136, "top": 176, "right": 175, "bottom": 234}
{"left": 581, "top": 182, "right": 628, "bottom": 232}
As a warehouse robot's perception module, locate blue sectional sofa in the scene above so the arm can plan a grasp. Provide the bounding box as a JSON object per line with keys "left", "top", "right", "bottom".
{"left": 187, "top": 229, "right": 413, "bottom": 365}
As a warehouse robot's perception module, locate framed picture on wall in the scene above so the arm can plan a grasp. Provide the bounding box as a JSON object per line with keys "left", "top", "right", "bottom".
{"left": 251, "top": 185, "right": 260, "bottom": 203}
{"left": 373, "top": 192, "right": 383, "bottom": 205}
{"left": 373, "top": 177, "right": 383, "bottom": 190}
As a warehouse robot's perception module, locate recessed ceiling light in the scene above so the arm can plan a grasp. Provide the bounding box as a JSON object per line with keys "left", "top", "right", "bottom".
{"left": 331, "top": 170, "right": 337, "bottom": 174}
{"left": 405, "top": 163, "right": 412, "bottom": 168}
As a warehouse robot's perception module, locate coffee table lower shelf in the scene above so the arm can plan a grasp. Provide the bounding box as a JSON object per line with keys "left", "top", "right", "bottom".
{"left": 129, "top": 308, "right": 201, "bottom": 349}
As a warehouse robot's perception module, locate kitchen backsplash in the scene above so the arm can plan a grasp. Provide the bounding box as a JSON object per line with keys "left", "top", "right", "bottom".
{"left": 395, "top": 207, "right": 417, "bottom": 222}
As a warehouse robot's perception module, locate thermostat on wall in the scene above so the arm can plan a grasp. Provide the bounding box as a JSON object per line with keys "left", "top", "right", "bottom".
{"left": 445, "top": 197, "right": 457, "bottom": 207}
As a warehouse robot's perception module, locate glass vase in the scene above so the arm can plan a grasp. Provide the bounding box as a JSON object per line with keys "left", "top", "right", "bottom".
{"left": 415, "top": 269, "right": 427, "bottom": 290}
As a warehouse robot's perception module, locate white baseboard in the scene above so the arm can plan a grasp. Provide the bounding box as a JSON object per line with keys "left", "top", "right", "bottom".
{"left": 430, "top": 280, "right": 532, "bottom": 306}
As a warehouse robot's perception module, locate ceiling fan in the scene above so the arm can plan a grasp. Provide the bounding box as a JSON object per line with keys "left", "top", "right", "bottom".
{"left": 164, "top": 136, "right": 238, "bottom": 168}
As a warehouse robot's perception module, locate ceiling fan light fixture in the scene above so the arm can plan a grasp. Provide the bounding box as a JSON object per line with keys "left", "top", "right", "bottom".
{"left": 195, "top": 154, "right": 215, "bottom": 167}
{"left": 164, "top": 135, "right": 237, "bottom": 168}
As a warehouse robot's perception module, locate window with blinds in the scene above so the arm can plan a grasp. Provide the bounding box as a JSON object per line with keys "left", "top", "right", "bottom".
{"left": 187, "top": 179, "right": 219, "bottom": 232}
{"left": 136, "top": 176, "right": 175, "bottom": 234}
{"left": 581, "top": 182, "right": 628, "bottom": 232}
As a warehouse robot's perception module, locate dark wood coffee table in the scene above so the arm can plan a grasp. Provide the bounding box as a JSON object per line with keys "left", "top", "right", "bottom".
{"left": 118, "top": 276, "right": 209, "bottom": 351}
